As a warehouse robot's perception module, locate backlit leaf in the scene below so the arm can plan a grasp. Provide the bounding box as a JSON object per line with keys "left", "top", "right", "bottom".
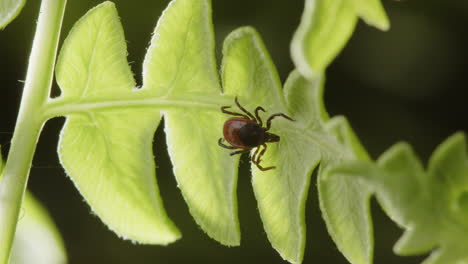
{"left": 291, "top": 0, "right": 357, "bottom": 78}
{"left": 318, "top": 117, "right": 373, "bottom": 264}
{"left": 142, "top": 0, "right": 240, "bottom": 245}
{"left": 0, "top": 0, "right": 26, "bottom": 29}
{"left": 328, "top": 133, "right": 468, "bottom": 264}
{"left": 55, "top": 2, "right": 180, "bottom": 244}
{"left": 10, "top": 192, "right": 67, "bottom": 264}
{"left": 291, "top": 0, "right": 389, "bottom": 79}
{"left": 0, "top": 145, "right": 3, "bottom": 174}
{"left": 51, "top": 0, "right": 381, "bottom": 262}
{"left": 222, "top": 30, "right": 322, "bottom": 263}
{"left": 349, "top": 0, "right": 389, "bottom": 30}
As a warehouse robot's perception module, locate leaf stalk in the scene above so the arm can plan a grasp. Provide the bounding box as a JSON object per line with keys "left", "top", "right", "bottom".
{"left": 0, "top": 0, "right": 67, "bottom": 262}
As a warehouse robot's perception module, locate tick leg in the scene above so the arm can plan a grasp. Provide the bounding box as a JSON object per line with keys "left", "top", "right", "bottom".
{"left": 221, "top": 106, "right": 251, "bottom": 120}
{"left": 251, "top": 145, "right": 262, "bottom": 164}
{"left": 218, "top": 138, "right": 238, "bottom": 149}
{"left": 256, "top": 163, "right": 276, "bottom": 171}
{"left": 230, "top": 149, "right": 251, "bottom": 156}
{"left": 254, "top": 106, "right": 266, "bottom": 126}
{"left": 234, "top": 97, "right": 256, "bottom": 121}
{"left": 253, "top": 144, "right": 276, "bottom": 171}
{"left": 255, "top": 144, "right": 268, "bottom": 164}
{"left": 266, "top": 113, "right": 294, "bottom": 131}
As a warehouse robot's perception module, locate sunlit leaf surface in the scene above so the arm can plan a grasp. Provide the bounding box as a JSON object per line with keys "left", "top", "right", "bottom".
{"left": 291, "top": 0, "right": 389, "bottom": 79}
{"left": 329, "top": 133, "right": 468, "bottom": 264}
{"left": 55, "top": 2, "right": 180, "bottom": 244}
{"left": 10, "top": 192, "right": 67, "bottom": 264}
{"left": 0, "top": 0, "right": 26, "bottom": 29}
{"left": 142, "top": 0, "right": 240, "bottom": 245}
{"left": 52, "top": 0, "right": 384, "bottom": 262}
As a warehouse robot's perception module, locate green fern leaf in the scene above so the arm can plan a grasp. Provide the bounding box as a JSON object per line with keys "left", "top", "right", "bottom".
{"left": 54, "top": 2, "right": 181, "bottom": 244}
{"left": 291, "top": 0, "right": 389, "bottom": 79}
{"left": 0, "top": 0, "right": 26, "bottom": 29}
{"left": 47, "top": 0, "right": 379, "bottom": 263}
{"left": 349, "top": 0, "right": 390, "bottom": 30}
{"left": 318, "top": 116, "right": 374, "bottom": 264}
{"left": 10, "top": 192, "right": 67, "bottom": 264}
{"left": 328, "top": 133, "right": 468, "bottom": 264}
{"left": 290, "top": 0, "right": 390, "bottom": 263}
{"left": 142, "top": 0, "right": 240, "bottom": 245}
{"left": 0, "top": 145, "right": 3, "bottom": 174}
{"left": 222, "top": 30, "right": 323, "bottom": 263}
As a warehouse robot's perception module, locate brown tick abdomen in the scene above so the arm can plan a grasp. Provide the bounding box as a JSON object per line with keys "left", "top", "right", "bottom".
{"left": 223, "top": 118, "right": 255, "bottom": 149}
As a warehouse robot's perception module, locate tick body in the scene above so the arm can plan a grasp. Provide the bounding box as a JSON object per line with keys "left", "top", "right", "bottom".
{"left": 218, "top": 97, "right": 293, "bottom": 171}
{"left": 223, "top": 118, "right": 271, "bottom": 149}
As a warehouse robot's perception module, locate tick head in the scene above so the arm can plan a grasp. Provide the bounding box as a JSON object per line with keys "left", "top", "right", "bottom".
{"left": 265, "top": 132, "right": 280, "bottom": 143}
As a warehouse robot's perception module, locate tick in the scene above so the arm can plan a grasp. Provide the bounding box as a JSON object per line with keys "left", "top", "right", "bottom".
{"left": 218, "top": 97, "right": 294, "bottom": 171}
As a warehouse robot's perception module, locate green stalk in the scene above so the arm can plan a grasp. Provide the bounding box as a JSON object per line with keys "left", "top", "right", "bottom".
{"left": 0, "top": 0, "right": 66, "bottom": 262}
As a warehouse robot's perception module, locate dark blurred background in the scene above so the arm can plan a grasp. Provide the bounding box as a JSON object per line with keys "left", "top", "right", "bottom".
{"left": 1, "top": 0, "right": 468, "bottom": 263}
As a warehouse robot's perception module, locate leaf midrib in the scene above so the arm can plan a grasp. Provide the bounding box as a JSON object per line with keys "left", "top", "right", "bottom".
{"left": 45, "top": 94, "right": 349, "bottom": 163}
{"left": 43, "top": 93, "right": 233, "bottom": 119}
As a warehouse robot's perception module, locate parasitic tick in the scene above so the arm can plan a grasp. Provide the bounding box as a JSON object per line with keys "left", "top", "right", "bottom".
{"left": 218, "top": 97, "right": 294, "bottom": 171}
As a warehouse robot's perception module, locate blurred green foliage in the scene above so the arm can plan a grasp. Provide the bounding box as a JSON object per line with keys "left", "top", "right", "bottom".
{"left": 1, "top": 0, "right": 468, "bottom": 263}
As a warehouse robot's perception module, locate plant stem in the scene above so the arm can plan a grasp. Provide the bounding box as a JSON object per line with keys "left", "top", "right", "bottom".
{"left": 0, "top": 0, "right": 66, "bottom": 262}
